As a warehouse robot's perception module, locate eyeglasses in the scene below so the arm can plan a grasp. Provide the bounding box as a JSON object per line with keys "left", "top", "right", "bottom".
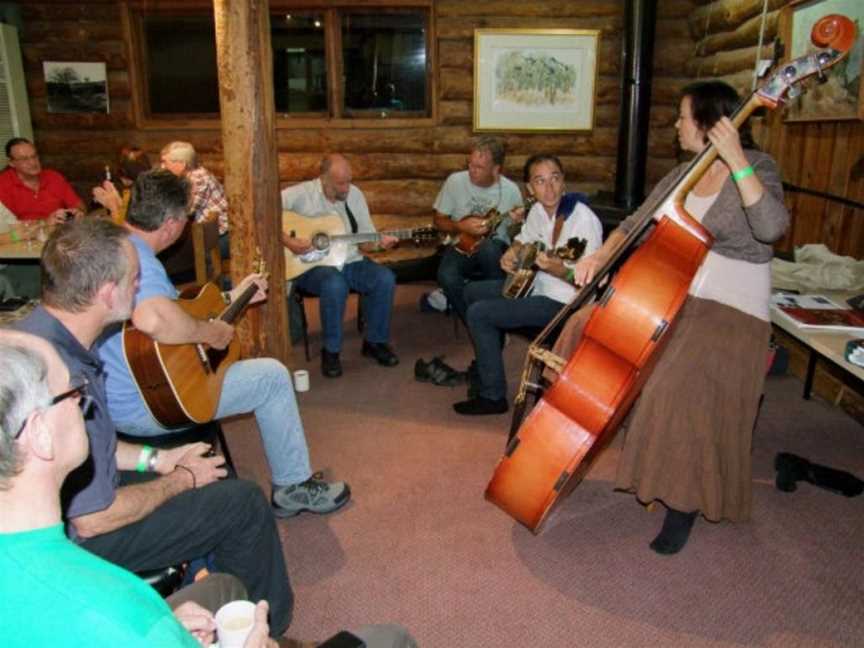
{"left": 15, "top": 375, "right": 93, "bottom": 438}
{"left": 10, "top": 153, "right": 39, "bottom": 162}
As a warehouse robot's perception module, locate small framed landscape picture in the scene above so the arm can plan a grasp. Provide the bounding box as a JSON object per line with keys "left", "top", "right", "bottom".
{"left": 473, "top": 28, "right": 599, "bottom": 133}
{"left": 43, "top": 61, "right": 109, "bottom": 114}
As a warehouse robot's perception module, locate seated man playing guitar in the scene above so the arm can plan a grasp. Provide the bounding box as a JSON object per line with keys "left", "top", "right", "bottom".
{"left": 433, "top": 136, "right": 525, "bottom": 324}
{"left": 281, "top": 154, "right": 399, "bottom": 378}
{"left": 453, "top": 154, "right": 603, "bottom": 416}
{"left": 96, "top": 170, "right": 350, "bottom": 518}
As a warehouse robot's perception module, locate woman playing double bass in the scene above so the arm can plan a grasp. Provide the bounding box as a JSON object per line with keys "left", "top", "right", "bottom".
{"left": 565, "top": 80, "right": 790, "bottom": 554}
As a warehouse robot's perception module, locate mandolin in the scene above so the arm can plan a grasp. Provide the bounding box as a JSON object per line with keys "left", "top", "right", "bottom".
{"left": 446, "top": 207, "right": 506, "bottom": 256}
{"left": 485, "top": 14, "right": 857, "bottom": 534}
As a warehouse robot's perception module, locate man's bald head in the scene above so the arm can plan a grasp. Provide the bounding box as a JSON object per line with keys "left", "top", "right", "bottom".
{"left": 320, "top": 154, "right": 352, "bottom": 203}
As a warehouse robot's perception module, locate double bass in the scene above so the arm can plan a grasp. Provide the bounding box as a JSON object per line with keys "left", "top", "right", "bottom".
{"left": 485, "top": 15, "right": 857, "bottom": 533}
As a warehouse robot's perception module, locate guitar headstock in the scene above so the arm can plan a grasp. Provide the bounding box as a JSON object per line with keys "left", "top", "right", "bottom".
{"left": 757, "top": 14, "right": 856, "bottom": 108}
{"left": 409, "top": 226, "right": 442, "bottom": 247}
{"left": 556, "top": 237, "right": 587, "bottom": 262}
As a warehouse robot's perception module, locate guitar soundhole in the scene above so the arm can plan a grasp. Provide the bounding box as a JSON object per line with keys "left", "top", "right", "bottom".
{"left": 206, "top": 347, "right": 229, "bottom": 373}
{"left": 311, "top": 233, "right": 330, "bottom": 251}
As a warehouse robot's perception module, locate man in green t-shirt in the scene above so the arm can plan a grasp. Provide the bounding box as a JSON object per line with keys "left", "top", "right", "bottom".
{"left": 0, "top": 330, "right": 274, "bottom": 648}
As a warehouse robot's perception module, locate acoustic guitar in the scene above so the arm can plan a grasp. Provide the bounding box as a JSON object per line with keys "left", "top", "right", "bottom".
{"left": 283, "top": 211, "right": 438, "bottom": 280}
{"left": 502, "top": 237, "right": 588, "bottom": 300}
{"left": 485, "top": 14, "right": 856, "bottom": 533}
{"left": 123, "top": 269, "right": 264, "bottom": 428}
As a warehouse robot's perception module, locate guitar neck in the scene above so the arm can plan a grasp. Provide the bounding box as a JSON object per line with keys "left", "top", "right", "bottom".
{"left": 221, "top": 282, "right": 258, "bottom": 324}
{"left": 331, "top": 228, "right": 417, "bottom": 245}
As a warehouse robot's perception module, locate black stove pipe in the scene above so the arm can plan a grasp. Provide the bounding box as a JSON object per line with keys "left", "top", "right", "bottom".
{"left": 615, "top": 0, "right": 657, "bottom": 212}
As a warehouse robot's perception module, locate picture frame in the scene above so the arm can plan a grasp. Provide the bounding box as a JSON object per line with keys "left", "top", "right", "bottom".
{"left": 473, "top": 28, "right": 599, "bottom": 133}
{"left": 781, "top": 0, "right": 864, "bottom": 122}
{"left": 43, "top": 61, "right": 110, "bottom": 114}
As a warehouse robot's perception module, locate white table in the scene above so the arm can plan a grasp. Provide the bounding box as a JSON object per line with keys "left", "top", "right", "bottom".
{"left": 770, "top": 293, "right": 864, "bottom": 399}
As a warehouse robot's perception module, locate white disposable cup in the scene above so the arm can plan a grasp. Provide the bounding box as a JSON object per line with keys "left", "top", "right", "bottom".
{"left": 293, "top": 369, "right": 310, "bottom": 392}
{"left": 215, "top": 600, "right": 256, "bottom": 648}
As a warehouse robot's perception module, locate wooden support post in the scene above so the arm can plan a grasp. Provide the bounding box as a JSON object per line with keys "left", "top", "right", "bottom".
{"left": 212, "top": 0, "right": 290, "bottom": 363}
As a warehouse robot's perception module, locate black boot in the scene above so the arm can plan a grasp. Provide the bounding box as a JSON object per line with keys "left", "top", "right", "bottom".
{"left": 649, "top": 508, "right": 698, "bottom": 555}
{"left": 775, "top": 452, "right": 863, "bottom": 497}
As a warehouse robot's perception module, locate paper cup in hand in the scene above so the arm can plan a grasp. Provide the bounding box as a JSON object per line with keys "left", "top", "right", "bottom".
{"left": 215, "top": 600, "right": 256, "bottom": 648}
{"left": 293, "top": 369, "right": 310, "bottom": 392}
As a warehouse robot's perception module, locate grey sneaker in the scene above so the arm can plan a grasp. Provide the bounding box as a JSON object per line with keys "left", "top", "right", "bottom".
{"left": 272, "top": 471, "right": 351, "bottom": 518}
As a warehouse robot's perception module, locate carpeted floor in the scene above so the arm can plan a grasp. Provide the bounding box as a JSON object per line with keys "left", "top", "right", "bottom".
{"left": 225, "top": 283, "right": 864, "bottom": 647}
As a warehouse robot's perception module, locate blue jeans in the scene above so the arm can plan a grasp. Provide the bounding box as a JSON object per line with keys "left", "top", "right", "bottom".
{"left": 295, "top": 258, "right": 395, "bottom": 353}
{"left": 437, "top": 239, "right": 507, "bottom": 323}
{"left": 465, "top": 279, "right": 563, "bottom": 401}
{"left": 114, "top": 358, "right": 312, "bottom": 487}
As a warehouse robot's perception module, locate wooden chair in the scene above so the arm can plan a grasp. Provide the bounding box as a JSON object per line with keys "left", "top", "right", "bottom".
{"left": 192, "top": 219, "right": 229, "bottom": 287}
{"left": 289, "top": 283, "right": 365, "bottom": 362}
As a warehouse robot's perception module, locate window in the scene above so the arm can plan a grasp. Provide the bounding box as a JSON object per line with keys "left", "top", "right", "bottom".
{"left": 341, "top": 12, "right": 428, "bottom": 116}
{"left": 130, "top": 4, "right": 433, "bottom": 125}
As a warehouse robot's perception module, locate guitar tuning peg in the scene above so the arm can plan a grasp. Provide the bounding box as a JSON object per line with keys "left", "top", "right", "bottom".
{"left": 786, "top": 85, "right": 802, "bottom": 100}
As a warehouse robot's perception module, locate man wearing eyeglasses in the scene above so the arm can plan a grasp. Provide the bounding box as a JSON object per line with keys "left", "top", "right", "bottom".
{"left": 0, "top": 137, "right": 83, "bottom": 223}
{"left": 11, "top": 218, "right": 294, "bottom": 638}
{"left": 0, "top": 329, "right": 277, "bottom": 647}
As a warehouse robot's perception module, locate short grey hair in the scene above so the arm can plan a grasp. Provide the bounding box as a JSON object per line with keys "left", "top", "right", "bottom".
{"left": 0, "top": 340, "right": 52, "bottom": 489}
{"left": 161, "top": 141, "right": 198, "bottom": 169}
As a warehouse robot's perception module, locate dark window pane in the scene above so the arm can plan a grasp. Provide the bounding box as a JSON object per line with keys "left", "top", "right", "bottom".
{"left": 143, "top": 15, "right": 220, "bottom": 115}
{"left": 341, "top": 11, "right": 427, "bottom": 114}
{"left": 271, "top": 13, "right": 328, "bottom": 113}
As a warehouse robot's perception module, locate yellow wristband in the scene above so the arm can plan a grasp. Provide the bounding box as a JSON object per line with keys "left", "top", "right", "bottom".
{"left": 732, "top": 166, "right": 754, "bottom": 182}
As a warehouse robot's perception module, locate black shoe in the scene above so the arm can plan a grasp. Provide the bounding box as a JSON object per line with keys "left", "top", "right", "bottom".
{"left": 649, "top": 508, "right": 698, "bottom": 555}
{"left": 321, "top": 349, "right": 342, "bottom": 378}
{"left": 453, "top": 396, "right": 508, "bottom": 416}
{"left": 776, "top": 452, "right": 864, "bottom": 497}
{"left": 362, "top": 341, "right": 399, "bottom": 367}
{"left": 774, "top": 452, "right": 809, "bottom": 493}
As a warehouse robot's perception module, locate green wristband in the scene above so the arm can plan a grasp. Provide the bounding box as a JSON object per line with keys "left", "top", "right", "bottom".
{"left": 565, "top": 267, "right": 576, "bottom": 284}
{"left": 136, "top": 445, "right": 153, "bottom": 473}
{"left": 732, "top": 165, "right": 754, "bottom": 182}
{"left": 9, "top": 229, "right": 19, "bottom": 242}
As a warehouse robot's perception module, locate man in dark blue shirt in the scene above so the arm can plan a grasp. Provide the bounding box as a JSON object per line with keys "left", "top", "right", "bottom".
{"left": 13, "top": 219, "right": 294, "bottom": 637}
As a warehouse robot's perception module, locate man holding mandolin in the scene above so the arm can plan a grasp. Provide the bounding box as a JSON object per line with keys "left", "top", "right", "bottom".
{"left": 433, "top": 136, "right": 525, "bottom": 324}
{"left": 452, "top": 154, "right": 602, "bottom": 416}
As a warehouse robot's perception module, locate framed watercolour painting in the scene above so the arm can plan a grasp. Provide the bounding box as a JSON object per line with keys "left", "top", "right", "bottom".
{"left": 782, "top": 0, "right": 864, "bottom": 121}
{"left": 473, "top": 29, "right": 599, "bottom": 132}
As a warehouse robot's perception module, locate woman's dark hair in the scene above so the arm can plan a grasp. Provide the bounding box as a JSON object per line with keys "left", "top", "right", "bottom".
{"left": 523, "top": 154, "right": 564, "bottom": 183}
{"left": 117, "top": 146, "right": 152, "bottom": 182}
{"left": 681, "top": 80, "right": 756, "bottom": 150}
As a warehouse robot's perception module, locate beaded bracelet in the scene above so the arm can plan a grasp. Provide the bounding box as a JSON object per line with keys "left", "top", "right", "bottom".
{"left": 136, "top": 445, "right": 153, "bottom": 473}
{"left": 732, "top": 166, "right": 754, "bottom": 182}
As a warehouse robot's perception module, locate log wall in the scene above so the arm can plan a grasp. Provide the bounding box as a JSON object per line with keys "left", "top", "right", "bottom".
{"left": 19, "top": 0, "right": 694, "bottom": 223}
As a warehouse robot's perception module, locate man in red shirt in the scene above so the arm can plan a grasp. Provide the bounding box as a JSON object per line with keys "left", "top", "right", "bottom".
{"left": 0, "top": 138, "right": 83, "bottom": 223}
